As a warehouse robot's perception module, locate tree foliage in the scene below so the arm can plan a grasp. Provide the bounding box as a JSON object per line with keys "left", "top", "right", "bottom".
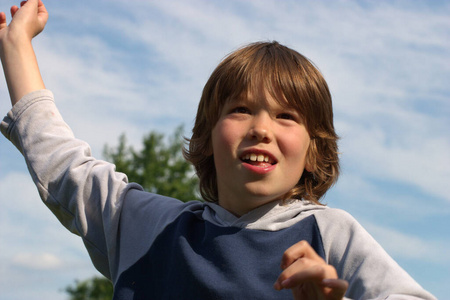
{"left": 103, "top": 125, "right": 199, "bottom": 202}
{"left": 65, "top": 277, "right": 113, "bottom": 300}
{"left": 65, "top": 126, "right": 199, "bottom": 299}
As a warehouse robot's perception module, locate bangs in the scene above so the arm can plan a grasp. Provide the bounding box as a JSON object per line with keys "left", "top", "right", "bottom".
{"left": 211, "top": 41, "right": 328, "bottom": 132}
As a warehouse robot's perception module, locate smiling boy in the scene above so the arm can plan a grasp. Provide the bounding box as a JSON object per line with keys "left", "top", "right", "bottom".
{"left": 211, "top": 90, "right": 312, "bottom": 216}
{"left": 0, "top": 1, "right": 436, "bottom": 299}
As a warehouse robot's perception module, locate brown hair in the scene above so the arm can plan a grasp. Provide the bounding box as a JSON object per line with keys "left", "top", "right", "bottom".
{"left": 183, "top": 41, "right": 339, "bottom": 204}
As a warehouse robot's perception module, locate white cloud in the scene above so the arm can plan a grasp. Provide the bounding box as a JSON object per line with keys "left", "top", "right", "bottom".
{"left": 0, "top": 172, "right": 101, "bottom": 299}
{"left": 339, "top": 117, "right": 450, "bottom": 202}
{"left": 362, "top": 221, "right": 450, "bottom": 264}
{"left": 1, "top": 0, "right": 449, "bottom": 298}
{"left": 12, "top": 252, "right": 63, "bottom": 270}
{"left": 0, "top": 172, "right": 42, "bottom": 217}
{"left": 33, "top": 34, "right": 157, "bottom": 156}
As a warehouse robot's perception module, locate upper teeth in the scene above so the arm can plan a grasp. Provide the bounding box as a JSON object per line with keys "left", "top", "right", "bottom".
{"left": 244, "top": 153, "right": 270, "bottom": 163}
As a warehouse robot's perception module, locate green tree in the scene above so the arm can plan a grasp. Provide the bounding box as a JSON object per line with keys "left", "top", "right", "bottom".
{"left": 65, "top": 126, "right": 199, "bottom": 299}
{"left": 64, "top": 277, "right": 113, "bottom": 300}
{"left": 103, "top": 125, "right": 199, "bottom": 202}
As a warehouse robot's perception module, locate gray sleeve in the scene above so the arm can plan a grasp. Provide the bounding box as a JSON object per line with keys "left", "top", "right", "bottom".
{"left": 314, "top": 208, "right": 436, "bottom": 300}
{"left": 1, "top": 90, "right": 136, "bottom": 279}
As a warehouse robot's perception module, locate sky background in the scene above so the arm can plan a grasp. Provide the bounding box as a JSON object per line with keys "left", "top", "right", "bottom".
{"left": 0, "top": 0, "right": 449, "bottom": 299}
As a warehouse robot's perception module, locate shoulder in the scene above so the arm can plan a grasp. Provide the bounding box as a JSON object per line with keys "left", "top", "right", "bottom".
{"left": 118, "top": 186, "right": 207, "bottom": 247}
{"left": 310, "top": 207, "right": 383, "bottom": 272}
{"left": 312, "top": 207, "right": 373, "bottom": 255}
{"left": 313, "top": 207, "right": 361, "bottom": 229}
{"left": 122, "top": 187, "right": 205, "bottom": 222}
{"left": 313, "top": 207, "right": 437, "bottom": 299}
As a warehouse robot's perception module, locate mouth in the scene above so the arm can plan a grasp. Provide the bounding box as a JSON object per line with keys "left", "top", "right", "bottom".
{"left": 240, "top": 152, "right": 277, "bottom": 166}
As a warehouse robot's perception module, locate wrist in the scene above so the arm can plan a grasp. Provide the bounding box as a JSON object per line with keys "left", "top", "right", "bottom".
{"left": 0, "top": 31, "right": 33, "bottom": 56}
{"left": 0, "top": 33, "right": 44, "bottom": 106}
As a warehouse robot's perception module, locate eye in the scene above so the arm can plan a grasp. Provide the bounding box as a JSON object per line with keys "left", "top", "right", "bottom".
{"left": 277, "top": 112, "right": 297, "bottom": 121}
{"left": 230, "top": 106, "right": 251, "bottom": 114}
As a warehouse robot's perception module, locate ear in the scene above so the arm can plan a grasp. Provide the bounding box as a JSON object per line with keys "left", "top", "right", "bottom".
{"left": 305, "top": 160, "right": 314, "bottom": 173}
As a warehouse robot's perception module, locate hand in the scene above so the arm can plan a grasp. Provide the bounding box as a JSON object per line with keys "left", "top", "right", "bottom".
{"left": 273, "top": 240, "right": 348, "bottom": 300}
{"left": 0, "top": 0, "right": 48, "bottom": 43}
{"left": 0, "top": 0, "right": 48, "bottom": 106}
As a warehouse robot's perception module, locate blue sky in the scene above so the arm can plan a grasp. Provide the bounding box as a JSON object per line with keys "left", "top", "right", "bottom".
{"left": 0, "top": 0, "right": 449, "bottom": 299}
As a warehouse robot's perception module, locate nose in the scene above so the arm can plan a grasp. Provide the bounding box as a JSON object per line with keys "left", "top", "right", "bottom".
{"left": 247, "top": 112, "right": 273, "bottom": 143}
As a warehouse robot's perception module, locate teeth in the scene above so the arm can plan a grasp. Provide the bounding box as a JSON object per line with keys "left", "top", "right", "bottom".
{"left": 244, "top": 153, "right": 270, "bottom": 163}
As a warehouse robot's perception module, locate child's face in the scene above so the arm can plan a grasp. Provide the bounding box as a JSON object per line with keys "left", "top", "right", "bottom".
{"left": 211, "top": 90, "right": 311, "bottom": 216}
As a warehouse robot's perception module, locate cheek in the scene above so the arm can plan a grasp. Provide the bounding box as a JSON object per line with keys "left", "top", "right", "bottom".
{"left": 212, "top": 120, "right": 240, "bottom": 154}
{"left": 211, "top": 122, "right": 239, "bottom": 181}
{"left": 211, "top": 122, "right": 231, "bottom": 171}
{"left": 280, "top": 131, "right": 311, "bottom": 167}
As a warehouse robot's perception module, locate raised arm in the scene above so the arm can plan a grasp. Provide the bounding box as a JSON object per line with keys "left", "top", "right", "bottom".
{"left": 0, "top": 0, "right": 48, "bottom": 106}
{"left": 1, "top": 0, "right": 125, "bottom": 279}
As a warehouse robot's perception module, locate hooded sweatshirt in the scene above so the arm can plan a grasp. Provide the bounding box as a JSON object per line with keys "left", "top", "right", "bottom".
{"left": 1, "top": 90, "right": 436, "bottom": 300}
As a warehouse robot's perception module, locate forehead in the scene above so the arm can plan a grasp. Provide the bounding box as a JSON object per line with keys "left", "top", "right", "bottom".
{"left": 223, "top": 80, "right": 303, "bottom": 114}
{"left": 205, "top": 43, "right": 326, "bottom": 130}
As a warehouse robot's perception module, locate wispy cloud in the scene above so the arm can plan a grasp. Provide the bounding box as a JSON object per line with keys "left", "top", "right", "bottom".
{"left": 0, "top": 0, "right": 448, "bottom": 298}
{"left": 363, "top": 220, "right": 450, "bottom": 263}
{"left": 12, "top": 252, "right": 63, "bottom": 270}
{"left": 0, "top": 173, "right": 100, "bottom": 299}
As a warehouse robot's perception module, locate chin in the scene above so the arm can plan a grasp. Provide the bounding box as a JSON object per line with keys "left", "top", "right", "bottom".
{"left": 247, "top": 190, "right": 285, "bottom": 203}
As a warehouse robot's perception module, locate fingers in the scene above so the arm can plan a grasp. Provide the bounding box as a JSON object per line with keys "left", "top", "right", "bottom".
{"left": 275, "top": 240, "right": 348, "bottom": 299}
{"left": 11, "top": 1, "right": 26, "bottom": 17}
{"left": 6, "top": 0, "right": 47, "bottom": 20}
{"left": 280, "top": 240, "right": 323, "bottom": 270}
{"left": 37, "top": 0, "right": 48, "bottom": 23}
{"left": 10, "top": 6, "right": 19, "bottom": 18}
{"left": 275, "top": 264, "right": 326, "bottom": 290}
{"left": 10, "top": 0, "right": 43, "bottom": 17}
{"left": 275, "top": 267, "right": 348, "bottom": 299}
{"left": 321, "top": 279, "right": 349, "bottom": 299}
{"left": 38, "top": 0, "right": 48, "bottom": 13}
{"left": 4, "top": 0, "right": 48, "bottom": 39}
{"left": 0, "top": 12, "right": 6, "bottom": 30}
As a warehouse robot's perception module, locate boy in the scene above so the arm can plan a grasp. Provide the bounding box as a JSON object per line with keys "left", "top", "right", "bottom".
{"left": 0, "top": 1, "right": 436, "bottom": 299}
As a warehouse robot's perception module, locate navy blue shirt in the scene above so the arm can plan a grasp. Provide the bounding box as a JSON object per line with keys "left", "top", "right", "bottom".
{"left": 114, "top": 210, "right": 324, "bottom": 299}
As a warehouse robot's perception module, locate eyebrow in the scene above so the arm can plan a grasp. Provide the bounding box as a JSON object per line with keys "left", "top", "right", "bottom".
{"left": 228, "top": 93, "right": 300, "bottom": 114}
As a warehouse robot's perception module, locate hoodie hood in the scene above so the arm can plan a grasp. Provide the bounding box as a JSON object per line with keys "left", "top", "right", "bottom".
{"left": 203, "top": 199, "right": 327, "bottom": 231}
